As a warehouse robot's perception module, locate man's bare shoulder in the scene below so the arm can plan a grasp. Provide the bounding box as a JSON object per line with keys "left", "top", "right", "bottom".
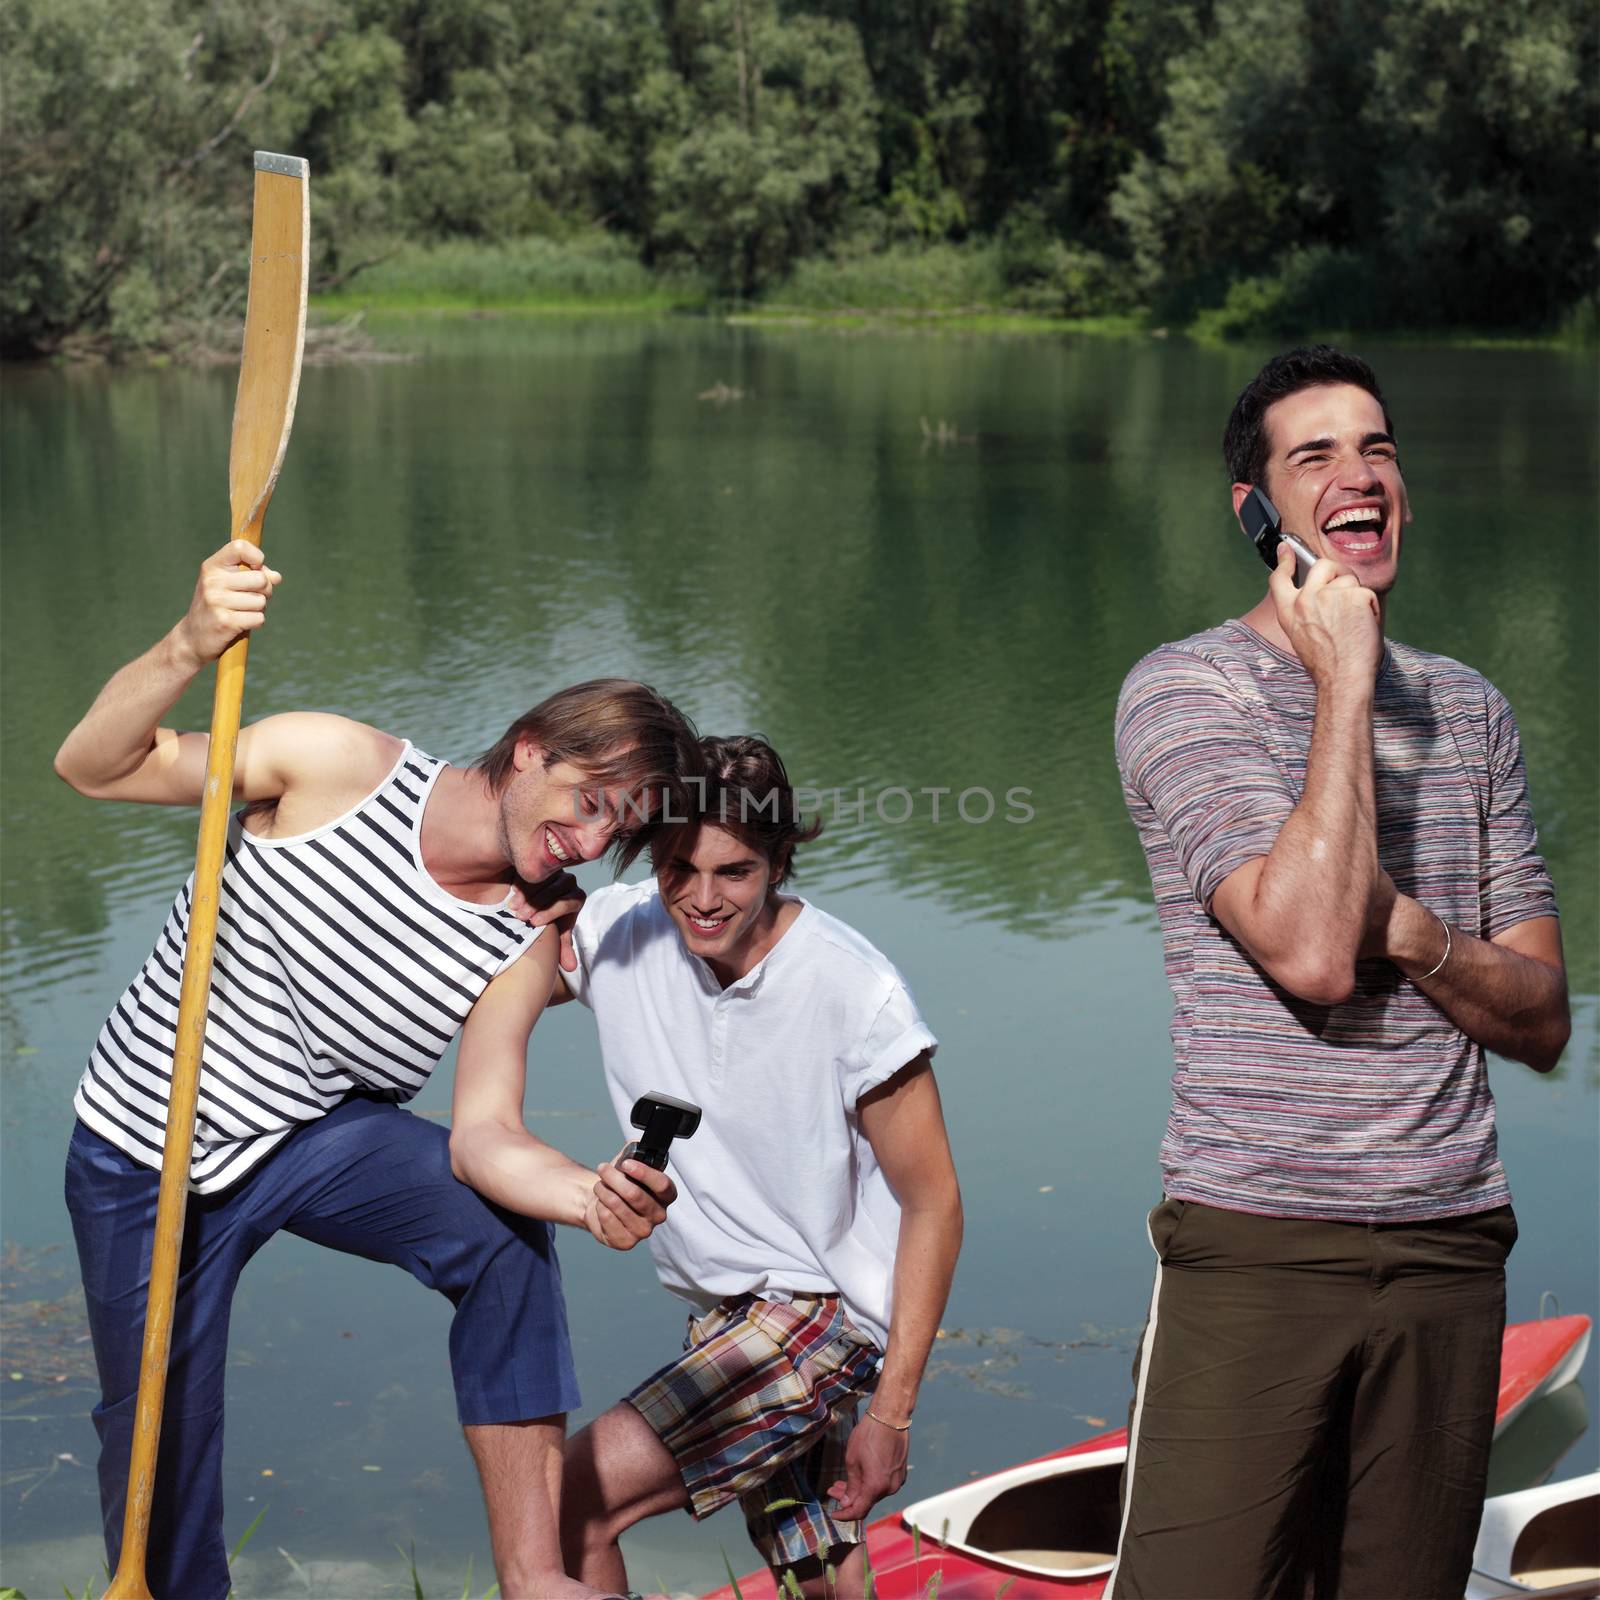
{"left": 239, "top": 714, "right": 407, "bottom": 834}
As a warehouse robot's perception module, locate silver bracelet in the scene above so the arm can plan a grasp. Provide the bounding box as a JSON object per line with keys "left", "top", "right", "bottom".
{"left": 867, "top": 1409, "right": 912, "bottom": 1432}
{"left": 1419, "top": 912, "right": 1452, "bottom": 981}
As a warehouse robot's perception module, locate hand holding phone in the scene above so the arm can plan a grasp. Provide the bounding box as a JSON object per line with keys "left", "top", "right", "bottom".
{"left": 622, "top": 1091, "right": 701, "bottom": 1171}
{"left": 588, "top": 1151, "right": 676, "bottom": 1251}
{"left": 1238, "top": 486, "right": 1317, "bottom": 587}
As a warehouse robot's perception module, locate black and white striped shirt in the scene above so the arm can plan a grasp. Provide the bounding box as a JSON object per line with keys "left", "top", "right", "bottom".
{"left": 74, "top": 745, "right": 541, "bottom": 1193}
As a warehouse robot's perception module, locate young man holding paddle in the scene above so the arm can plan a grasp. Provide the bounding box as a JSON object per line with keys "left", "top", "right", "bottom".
{"left": 56, "top": 539, "right": 693, "bottom": 1600}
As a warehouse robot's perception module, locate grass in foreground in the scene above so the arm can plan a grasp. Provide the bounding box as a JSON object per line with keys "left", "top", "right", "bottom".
{"left": 34, "top": 1514, "right": 503, "bottom": 1600}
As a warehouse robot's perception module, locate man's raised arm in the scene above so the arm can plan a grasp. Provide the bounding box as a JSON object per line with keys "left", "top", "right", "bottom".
{"left": 1209, "top": 544, "right": 1385, "bottom": 1005}
{"left": 54, "top": 539, "right": 286, "bottom": 804}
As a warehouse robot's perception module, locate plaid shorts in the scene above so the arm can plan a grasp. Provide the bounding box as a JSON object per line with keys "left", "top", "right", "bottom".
{"left": 626, "top": 1292, "right": 882, "bottom": 1571}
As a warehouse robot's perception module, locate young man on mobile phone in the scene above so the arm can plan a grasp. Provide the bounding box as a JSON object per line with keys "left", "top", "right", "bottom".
{"left": 531, "top": 736, "right": 962, "bottom": 1598}
{"left": 1109, "top": 347, "right": 1570, "bottom": 1597}
{"left": 55, "top": 540, "right": 692, "bottom": 1600}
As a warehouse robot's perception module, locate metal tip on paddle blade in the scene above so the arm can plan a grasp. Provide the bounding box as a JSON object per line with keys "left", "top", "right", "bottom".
{"left": 254, "top": 151, "right": 309, "bottom": 179}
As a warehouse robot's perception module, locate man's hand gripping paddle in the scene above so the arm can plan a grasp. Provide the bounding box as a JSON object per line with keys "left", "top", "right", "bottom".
{"left": 104, "top": 151, "right": 309, "bottom": 1600}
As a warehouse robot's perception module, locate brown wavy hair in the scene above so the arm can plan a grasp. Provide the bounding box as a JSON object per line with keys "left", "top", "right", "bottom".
{"left": 627, "top": 734, "right": 823, "bottom": 888}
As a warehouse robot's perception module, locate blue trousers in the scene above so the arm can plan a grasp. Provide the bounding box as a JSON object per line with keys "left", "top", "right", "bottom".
{"left": 66, "top": 1095, "right": 581, "bottom": 1600}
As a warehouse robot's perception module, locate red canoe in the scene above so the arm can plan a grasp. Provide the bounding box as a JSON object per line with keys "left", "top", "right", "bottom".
{"left": 702, "top": 1314, "right": 1591, "bottom": 1600}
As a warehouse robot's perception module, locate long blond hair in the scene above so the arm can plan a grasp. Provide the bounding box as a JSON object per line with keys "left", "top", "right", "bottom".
{"left": 473, "top": 679, "right": 698, "bottom": 846}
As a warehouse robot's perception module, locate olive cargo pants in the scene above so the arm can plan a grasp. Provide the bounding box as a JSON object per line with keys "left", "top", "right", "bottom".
{"left": 1108, "top": 1198, "right": 1516, "bottom": 1600}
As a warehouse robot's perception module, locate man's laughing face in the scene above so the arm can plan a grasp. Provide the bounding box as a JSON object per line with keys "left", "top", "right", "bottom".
{"left": 1248, "top": 382, "right": 1411, "bottom": 595}
{"left": 496, "top": 738, "right": 631, "bottom": 883}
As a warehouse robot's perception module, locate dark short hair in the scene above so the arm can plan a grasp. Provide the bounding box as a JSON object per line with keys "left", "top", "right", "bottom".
{"left": 639, "top": 734, "right": 823, "bottom": 891}
{"left": 473, "top": 679, "right": 699, "bottom": 851}
{"left": 1223, "top": 345, "right": 1395, "bottom": 487}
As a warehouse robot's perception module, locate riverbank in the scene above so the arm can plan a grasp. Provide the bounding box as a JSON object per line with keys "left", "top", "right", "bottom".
{"left": 310, "top": 235, "right": 1159, "bottom": 340}
{"left": 15, "top": 234, "right": 1593, "bottom": 366}
{"left": 311, "top": 236, "right": 1594, "bottom": 349}
{"left": 307, "top": 238, "right": 1153, "bottom": 347}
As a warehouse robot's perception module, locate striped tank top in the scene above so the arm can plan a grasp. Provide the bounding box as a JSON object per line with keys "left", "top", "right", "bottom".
{"left": 74, "top": 744, "right": 541, "bottom": 1193}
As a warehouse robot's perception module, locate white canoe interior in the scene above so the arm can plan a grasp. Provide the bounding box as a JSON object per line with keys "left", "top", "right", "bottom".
{"left": 900, "top": 1444, "right": 1126, "bottom": 1578}
{"left": 899, "top": 1448, "right": 1600, "bottom": 1590}
{"left": 1469, "top": 1472, "right": 1600, "bottom": 1596}
{"left": 896, "top": 1320, "right": 1592, "bottom": 1589}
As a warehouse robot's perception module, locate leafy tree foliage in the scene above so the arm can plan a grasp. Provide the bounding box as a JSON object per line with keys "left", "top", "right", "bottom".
{"left": 2, "top": 0, "right": 308, "bottom": 354}
{"left": 1, "top": 0, "right": 1593, "bottom": 353}
{"left": 649, "top": 0, "right": 878, "bottom": 293}
{"left": 1111, "top": 0, "right": 1597, "bottom": 328}
{"left": 1366, "top": 0, "right": 1597, "bottom": 327}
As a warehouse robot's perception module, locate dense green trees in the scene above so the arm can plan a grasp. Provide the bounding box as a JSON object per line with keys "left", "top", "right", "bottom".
{"left": 2, "top": 0, "right": 1594, "bottom": 354}
{"left": 645, "top": 0, "right": 880, "bottom": 293}
{"left": 2, "top": 0, "right": 307, "bottom": 354}
{"left": 1113, "top": 0, "right": 1598, "bottom": 333}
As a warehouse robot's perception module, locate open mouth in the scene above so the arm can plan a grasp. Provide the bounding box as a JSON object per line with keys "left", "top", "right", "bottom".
{"left": 685, "top": 912, "right": 733, "bottom": 935}
{"left": 544, "top": 826, "right": 573, "bottom": 865}
{"left": 1321, "top": 504, "right": 1386, "bottom": 554}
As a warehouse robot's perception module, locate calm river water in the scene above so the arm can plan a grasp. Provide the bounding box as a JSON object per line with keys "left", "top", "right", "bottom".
{"left": 2, "top": 321, "right": 1595, "bottom": 1597}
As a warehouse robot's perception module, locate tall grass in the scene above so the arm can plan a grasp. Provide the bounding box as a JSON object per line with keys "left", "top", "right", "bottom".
{"left": 318, "top": 234, "right": 1014, "bottom": 318}
{"left": 315, "top": 234, "right": 711, "bottom": 313}
{"left": 773, "top": 243, "right": 1008, "bottom": 312}
{"left": 312, "top": 234, "right": 1143, "bottom": 330}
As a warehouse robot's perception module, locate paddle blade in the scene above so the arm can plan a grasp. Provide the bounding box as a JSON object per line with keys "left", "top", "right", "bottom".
{"left": 229, "top": 151, "right": 310, "bottom": 541}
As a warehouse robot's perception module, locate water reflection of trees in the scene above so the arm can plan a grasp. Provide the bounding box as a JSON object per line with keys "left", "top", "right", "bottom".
{"left": 3, "top": 327, "right": 1594, "bottom": 991}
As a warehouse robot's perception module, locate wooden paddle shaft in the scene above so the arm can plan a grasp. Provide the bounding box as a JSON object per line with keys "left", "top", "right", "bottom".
{"left": 105, "top": 150, "right": 307, "bottom": 1600}
{"left": 105, "top": 520, "right": 261, "bottom": 1600}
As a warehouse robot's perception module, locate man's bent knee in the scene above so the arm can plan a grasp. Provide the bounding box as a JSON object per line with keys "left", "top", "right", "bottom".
{"left": 563, "top": 1404, "right": 689, "bottom": 1536}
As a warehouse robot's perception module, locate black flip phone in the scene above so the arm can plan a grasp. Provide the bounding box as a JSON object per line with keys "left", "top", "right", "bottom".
{"left": 1238, "top": 486, "right": 1317, "bottom": 586}
{"left": 622, "top": 1092, "right": 702, "bottom": 1171}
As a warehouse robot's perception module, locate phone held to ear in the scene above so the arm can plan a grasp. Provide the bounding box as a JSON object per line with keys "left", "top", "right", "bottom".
{"left": 1239, "top": 486, "right": 1317, "bottom": 587}
{"left": 622, "top": 1091, "right": 702, "bottom": 1171}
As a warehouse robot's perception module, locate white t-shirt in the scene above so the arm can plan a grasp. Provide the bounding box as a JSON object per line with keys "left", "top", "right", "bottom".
{"left": 566, "top": 879, "right": 938, "bottom": 1350}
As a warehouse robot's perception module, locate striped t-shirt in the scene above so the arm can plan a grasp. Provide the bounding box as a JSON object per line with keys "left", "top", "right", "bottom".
{"left": 1115, "top": 621, "right": 1558, "bottom": 1223}
{"left": 74, "top": 744, "right": 540, "bottom": 1193}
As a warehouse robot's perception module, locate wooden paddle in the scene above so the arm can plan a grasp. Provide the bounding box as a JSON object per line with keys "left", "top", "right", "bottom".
{"left": 103, "top": 149, "right": 310, "bottom": 1600}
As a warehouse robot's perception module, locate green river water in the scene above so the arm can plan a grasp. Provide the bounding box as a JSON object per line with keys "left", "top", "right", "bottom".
{"left": 2, "top": 321, "right": 1595, "bottom": 1597}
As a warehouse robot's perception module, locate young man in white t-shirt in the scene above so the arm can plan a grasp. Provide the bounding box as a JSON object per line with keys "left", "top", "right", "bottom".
{"left": 553, "top": 736, "right": 963, "bottom": 1597}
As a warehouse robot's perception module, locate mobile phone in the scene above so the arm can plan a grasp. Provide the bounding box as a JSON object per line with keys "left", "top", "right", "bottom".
{"left": 622, "top": 1091, "right": 702, "bottom": 1171}
{"left": 1238, "top": 486, "right": 1317, "bottom": 586}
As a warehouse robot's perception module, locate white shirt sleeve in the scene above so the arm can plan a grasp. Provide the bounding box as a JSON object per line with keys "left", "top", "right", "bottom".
{"left": 564, "top": 882, "right": 639, "bottom": 1009}
{"left": 849, "top": 978, "right": 938, "bottom": 1105}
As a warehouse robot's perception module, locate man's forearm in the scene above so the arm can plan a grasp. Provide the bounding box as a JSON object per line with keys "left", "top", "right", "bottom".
{"left": 872, "top": 1192, "right": 963, "bottom": 1425}
{"left": 1385, "top": 899, "right": 1570, "bottom": 1071}
{"left": 449, "top": 1121, "right": 596, "bottom": 1227}
{"left": 54, "top": 627, "right": 202, "bottom": 794}
{"left": 1221, "top": 683, "right": 1378, "bottom": 1003}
